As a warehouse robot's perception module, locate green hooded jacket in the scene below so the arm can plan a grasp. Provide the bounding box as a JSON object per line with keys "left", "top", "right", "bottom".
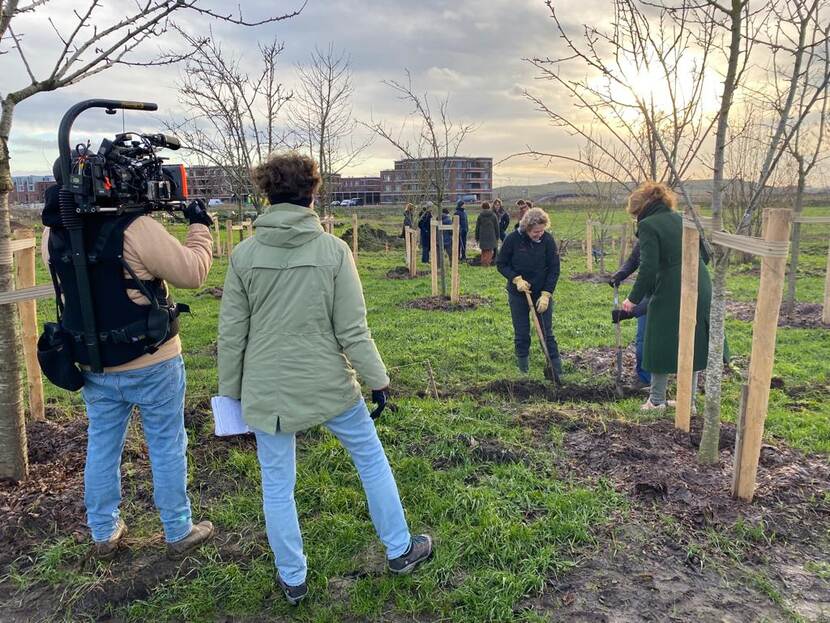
{"left": 217, "top": 204, "right": 389, "bottom": 433}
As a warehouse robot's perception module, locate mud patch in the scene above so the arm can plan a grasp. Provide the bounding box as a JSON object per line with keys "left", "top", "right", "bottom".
{"left": 569, "top": 271, "right": 632, "bottom": 285}
{"left": 455, "top": 378, "right": 641, "bottom": 403}
{"left": 403, "top": 295, "right": 491, "bottom": 311}
{"left": 727, "top": 301, "right": 828, "bottom": 329}
{"left": 195, "top": 286, "right": 224, "bottom": 299}
{"left": 385, "top": 266, "right": 430, "bottom": 280}
{"left": 341, "top": 225, "right": 404, "bottom": 252}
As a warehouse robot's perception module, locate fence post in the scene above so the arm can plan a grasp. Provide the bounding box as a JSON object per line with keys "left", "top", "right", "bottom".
{"left": 226, "top": 220, "right": 234, "bottom": 256}
{"left": 212, "top": 216, "right": 223, "bottom": 257}
{"left": 586, "top": 219, "right": 593, "bottom": 273}
{"left": 352, "top": 213, "right": 358, "bottom": 260}
{"left": 618, "top": 222, "right": 629, "bottom": 266}
{"left": 451, "top": 215, "right": 460, "bottom": 303}
{"left": 733, "top": 208, "right": 792, "bottom": 502}
{"left": 430, "top": 219, "right": 438, "bottom": 296}
{"left": 246, "top": 220, "right": 253, "bottom": 239}
{"left": 14, "top": 230, "right": 44, "bottom": 422}
{"left": 823, "top": 238, "right": 830, "bottom": 325}
{"left": 675, "top": 222, "right": 699, "bottom": 432}
{"left": 404, "top": 226, "right": 412, "bottom": 269}
{"left": 409, "top": 229, "right": 418, "bottom": 277}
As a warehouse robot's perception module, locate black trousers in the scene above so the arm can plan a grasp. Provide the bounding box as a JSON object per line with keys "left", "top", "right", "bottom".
{"left": 507, "top": 290, "right": 560, "bottom": 365}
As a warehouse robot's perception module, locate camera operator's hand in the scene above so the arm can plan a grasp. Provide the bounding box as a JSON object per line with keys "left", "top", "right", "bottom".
{"left": 370, "top": 387, "right": 389, "bottom": 420}
{"left": 184, "top": 199, "right": 213, "bottom": 227}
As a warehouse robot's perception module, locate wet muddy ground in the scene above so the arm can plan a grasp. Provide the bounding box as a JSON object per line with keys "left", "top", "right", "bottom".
{"left": 385, "top": 266, "right": 430, "bottom": 279}
{"left": 727, "top": 301, "right": 828, "bottom": 329}
{"left": 402, "top": 294, "right": 492, "bottom": 311}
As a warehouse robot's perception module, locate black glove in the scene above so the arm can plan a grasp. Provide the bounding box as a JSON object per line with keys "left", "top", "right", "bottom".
{"left": 611, "top": 308, "right": 636, "bottom": 324}
{"left": 183, "top": 199, "right": 213, "bottom": 227}
{"left": 370, "top": 387, "right": 389, "bottom": 420}
{"left": 608, "top": 272, "right": 625, "bottom": 287}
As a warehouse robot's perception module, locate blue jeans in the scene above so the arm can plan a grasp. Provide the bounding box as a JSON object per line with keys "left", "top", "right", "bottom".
{"left": 81, "top": 355, "right": 192, "bottom": 543}
{"left": 635, "top": 314, "right": 651, "bottom": 384}
{"left": 254, "top": 399, "right": 411, "bottom": 586}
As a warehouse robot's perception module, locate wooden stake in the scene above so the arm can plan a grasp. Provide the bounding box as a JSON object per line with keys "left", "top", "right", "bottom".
{"left": 226, "top": 220, "right": 234, "bottom": 255}
{"left": 352, "top": 213, "right": 358, "bottom": 260}
{"left": 451, "top": 215, "right": 460, "bottom": 303}
{"left": 430, "top": 219, "right": 438, "bottom": 296}
{"left": 586, "top": 219, "right": 593, "bottom": 273}
{"left": 246, "top": 220, "right": 253, "bottom": 239}
{"left": 731, "top": 384, "right": 750, "bottom": 494}
{"left": 675, "top": 223, "right": 700, "bottom": 432}
{"left": 619, "top": 223, "right": 629, "bottom": 266}
{"left": 404, "top": 226, "right": 412, "bottom": 271}
{"left": 425, "top": 360, "right": 440, "bottom": 399}
{"left": 733, "top": 208, "right": 792, "bottom": 502}
{"left": 822, "top": 239, "right": 830, "bottom": 325}
{"left": 213, "top": 217, "right": 223, "bottom": 257}
{"left": 13, "top": 231, "right": 44, "bottom": 422}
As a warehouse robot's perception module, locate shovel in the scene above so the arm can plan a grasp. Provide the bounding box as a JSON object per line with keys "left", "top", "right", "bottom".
{"left": 524, "top": 290, "right": 562, "bottom": 387}
{"left": 613, "top": 285, "right": 624, "bottom": 397}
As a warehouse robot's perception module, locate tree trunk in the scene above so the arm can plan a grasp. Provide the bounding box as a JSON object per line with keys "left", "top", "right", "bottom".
{"left": 698, "top": 0, "right": 744, "bottom": 465}
{"left": 0, "top": 98, "right": 28, "bottom": 481}
{"left": 784, "top": 169, "right": 806, "bottom": 315}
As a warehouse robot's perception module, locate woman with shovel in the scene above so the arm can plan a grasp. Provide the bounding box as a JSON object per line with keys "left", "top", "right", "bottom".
{"left": 497, "top": 207, "right": 562, "bottom": 376}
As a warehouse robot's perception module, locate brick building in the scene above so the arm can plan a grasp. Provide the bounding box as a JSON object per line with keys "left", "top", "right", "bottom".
{"left": 380, "top": 157, "right": 493, "bottom": 205}
{"left": 10, "top": 175, "right": 55, "bottom": 206}
{"left": 185, "top": 165, "right": 236, "bottom": 203}
{"left": 328, "top": 174, "right": 381, "bottom": 205}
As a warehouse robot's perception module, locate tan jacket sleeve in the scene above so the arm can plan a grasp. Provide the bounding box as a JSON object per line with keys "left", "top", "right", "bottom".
{"left": 123, "top": 217, "right": 213, "bottom": 288}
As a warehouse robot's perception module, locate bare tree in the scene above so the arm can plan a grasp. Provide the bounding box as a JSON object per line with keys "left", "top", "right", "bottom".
{"left": 289, "top": 44, "right": 371, "bottom": 211}
{"left": 0, "top": 0, "right": 303, "bottom": 481}
{"left": 363, "top": 71, "right": 477, "bottom": 208}
{"left": 164, "top": 32, "right": 292, "bottom": 214}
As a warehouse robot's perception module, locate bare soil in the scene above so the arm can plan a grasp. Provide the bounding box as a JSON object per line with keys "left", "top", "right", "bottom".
{"left": 340, "top": 224, "right": 404, "bottom": 251}
{"left": 569, "top": 271, "right": 633, "bottom": 285}
{"left": 513, "top": 407, "right": 830, "bottom": 622}
{"left": 727, "top": 301, "right": 828, "bottom": 329}
{"left": 385, "top": 266, "right": 430, "bottom": 280}
{"left": 403, "top": 294, "right": 491, "bottom": 311}
{"left": 195, "top": 286, "right": 224, "bottom": 299}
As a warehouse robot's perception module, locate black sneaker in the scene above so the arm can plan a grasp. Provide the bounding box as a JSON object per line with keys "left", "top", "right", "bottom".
{"left": 277, "top": 576, "right": 308, "bottom": 606}
{"left": 388, "top": 534, "right": 433, "bottom": 575}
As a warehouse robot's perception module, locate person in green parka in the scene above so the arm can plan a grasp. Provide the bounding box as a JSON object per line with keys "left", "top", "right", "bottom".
{"left": 621, "top": 181, "right": 712, "bottom": 411}
{"left": 217, "top": 152, "right": 432, "bottom": 606}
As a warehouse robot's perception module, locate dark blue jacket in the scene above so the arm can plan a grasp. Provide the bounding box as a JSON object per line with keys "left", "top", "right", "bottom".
{"left": 454, "top": 206, "right": 468, "bottom": 234}
{"left": 497, "top": 230, "right": 560, "bottom": 296}
{"left": 441, "top": 213, "right": 453, "bottom": 249}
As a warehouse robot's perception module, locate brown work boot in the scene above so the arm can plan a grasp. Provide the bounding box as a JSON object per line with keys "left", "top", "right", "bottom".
{"left": 167, "top": 521, "right": 215, "bottom": 559}
{"left": 93, "top": 519, "right": 128, "bottom": 560}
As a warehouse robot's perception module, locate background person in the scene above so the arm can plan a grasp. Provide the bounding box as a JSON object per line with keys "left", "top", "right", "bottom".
{"left": 441, "top": 207, "right": 454, "bottom": 263}
{"left": 41, "top": 161, "right": 215, "bottom": 559}
{"left": 497, "top": 208, "right": 562, "bottom": 375}
{"left": 620, "top": 182, "right": 712, "bottom": 411}
{"left": 475, "top": 200, "right": 500, "bottom": 266}
{"left": 513, "top": 199, "right": 529, "bottom": 230}
{"left": 218, "top": 152, "right": 432, "bottom": 606}
{"left": 609, "top": 242, "right": 651, "bottom": 390}
{"left": 417, "top": 202, "right": 434, "bottom": 264}
{"left": 494, "top": 198, "right": 509, "bottom": 241}
{"left": 455, "top": 199, "right": 469, "bottom": 260}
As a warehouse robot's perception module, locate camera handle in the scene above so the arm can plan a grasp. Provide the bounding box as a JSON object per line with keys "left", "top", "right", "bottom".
{"left": 57, "top": 99, "right": 158, "bottom": 373}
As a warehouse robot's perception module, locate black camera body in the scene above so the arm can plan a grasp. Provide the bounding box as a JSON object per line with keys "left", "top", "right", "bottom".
{"left": 67, "top": 131, "right": 188, "bottom": 215}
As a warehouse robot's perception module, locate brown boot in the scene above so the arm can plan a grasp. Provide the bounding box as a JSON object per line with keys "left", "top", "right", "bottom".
{"left": 93, "top": 519, "right": 128, "bottom": 560}
{"left": 167, "top": 521, "right": 215, "bottom": 559}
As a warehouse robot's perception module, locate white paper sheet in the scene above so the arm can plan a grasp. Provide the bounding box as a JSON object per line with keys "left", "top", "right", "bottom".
{"left": 210, "top": 396, "right": 251, "bottom": 436}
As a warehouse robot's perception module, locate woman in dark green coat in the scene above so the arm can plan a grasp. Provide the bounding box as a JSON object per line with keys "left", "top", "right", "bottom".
{"left": 621, "top": 182, "right": 712, "bottom": 411}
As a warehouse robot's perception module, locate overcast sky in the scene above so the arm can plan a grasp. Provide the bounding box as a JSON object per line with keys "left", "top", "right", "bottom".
{"left": 4, "top": 1, "right": 627, "bottom": 185}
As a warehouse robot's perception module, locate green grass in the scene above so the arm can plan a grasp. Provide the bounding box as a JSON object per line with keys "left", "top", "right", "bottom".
{"left": 15, "top": 204, "right": 830, "bottom": 621}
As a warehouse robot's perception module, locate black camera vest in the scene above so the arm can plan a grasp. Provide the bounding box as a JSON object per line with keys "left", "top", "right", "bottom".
{"left": 48, "top": 214, "right": 184, "bottom": 368}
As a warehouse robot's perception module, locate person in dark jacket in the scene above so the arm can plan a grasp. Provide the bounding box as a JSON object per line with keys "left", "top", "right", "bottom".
{"left": 475, "top": 201, "right": 501, "bottom": 266}
{"left": 513, "top": 199, "right": 529, "bottom": 231}
{"left": 609, "top": 242, "right": 650, "bottom": 390}
{"left": 494, "top": 198, "right": 509, "bottom": 241}
{"left": 441, "top": 208, "right": 453, "bottom": 263}
{"left": 621, "top": 182, "right": 712, "bottom": 411}
{"left": 455, "top": 200, "right": 469, "bottom": 260}
{"left": 417, "top": 203, "right": 434, "bottom": 264}
{"left": 401, "top": 203, "right": 414, "bottom": 238}
{"left": 497, "top": 207, "right": 562, "bottom": 375}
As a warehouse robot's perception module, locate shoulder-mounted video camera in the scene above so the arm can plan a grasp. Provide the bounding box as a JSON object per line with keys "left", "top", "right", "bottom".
{"left": 59, "top": 99, "right": 188, "bottom": 215}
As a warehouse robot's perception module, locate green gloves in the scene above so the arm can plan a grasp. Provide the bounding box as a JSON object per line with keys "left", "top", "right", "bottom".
{"left": 512, "top": 276, "right": 531, "bottom": 293}
{"left": 536, "top": 291, "right": 551, "bottom": 313}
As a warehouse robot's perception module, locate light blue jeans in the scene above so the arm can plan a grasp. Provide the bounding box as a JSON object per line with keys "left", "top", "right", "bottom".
{"left": 81, "top": 355, "right": 192, "bottom": 543}
{"left": 254, "top": 399, "right": 411, "bottom": 586}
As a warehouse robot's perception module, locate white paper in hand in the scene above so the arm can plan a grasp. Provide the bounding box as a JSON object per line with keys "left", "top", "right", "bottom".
{"left": 211, "top": 396, "right": 251, "bottom": 436}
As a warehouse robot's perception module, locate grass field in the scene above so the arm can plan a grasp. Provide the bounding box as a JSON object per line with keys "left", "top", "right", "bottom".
{"left": 2, "top": 204, "right": 829, "bottom": 622}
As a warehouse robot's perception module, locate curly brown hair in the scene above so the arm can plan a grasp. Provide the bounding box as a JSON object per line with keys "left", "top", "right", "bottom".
{"left": 252, "top": 152, "right": 322, "bottom": 206}
{"left": 626, "top": 181, "right": 677, "bottom": 217}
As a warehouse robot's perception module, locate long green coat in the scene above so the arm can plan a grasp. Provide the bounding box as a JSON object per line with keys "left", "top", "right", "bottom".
{"left": 475, "top": 208, "right": 501, "bottom": 250}
{"left": 628, "top": 203, "right": 712, "bottom": 373}
{"left": 217, "top": 204, "right": 389, "bottom": 433}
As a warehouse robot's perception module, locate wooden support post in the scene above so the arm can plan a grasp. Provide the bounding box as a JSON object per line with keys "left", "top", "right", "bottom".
{"left": 675, "top": 224, "right": 700, "bottom": 432}
{"left": 823, "top": 239, "right": 830, "bottom": 325}
{"left": 13, "top": 231, "right": 44, "bottom": 422}
{"left": 586, "top": 219, "right": 593, "bottom": 273}
{"left": 213, "top": 217, "right": 223, "bottom": 257}
{"left": 430, "top": 219, "right": 438, "bottom": 296}
{"left": 409, "top": 229, "right": 418, "bottom": 277}
{"left": 451, "top": 215, "right": 460, "bottom": 303}
{"left": 352, "top": 213, "right": 358, "bottom": 260}
{"left": 619, "top": 223, "right": 629, "bottom": 266}
{"left": 404, "top": 226, "right": 412, "bottom": 270}
{"left": 733, "top": 208, "right": 792, "bottom": 502}
{"left": 245, "top": 220, "right": 253, "bottom": 239}
{"left": 226, "top": 220, "right": 234, "bottom": 256}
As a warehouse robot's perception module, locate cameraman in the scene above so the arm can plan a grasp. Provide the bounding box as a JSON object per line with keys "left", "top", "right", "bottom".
{"left": 41, "top": 161, "right": 216, "bottom": 559}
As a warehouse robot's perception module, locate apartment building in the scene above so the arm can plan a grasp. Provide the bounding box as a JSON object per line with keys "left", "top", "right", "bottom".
{"left": 10, "top": 175, "right": 55, "bottom": 206}
{"left": 327, "top": 174, "right": 382, "bottom": 204}
{"left": 380, "top": 157, "right": 493, "bottom": 205}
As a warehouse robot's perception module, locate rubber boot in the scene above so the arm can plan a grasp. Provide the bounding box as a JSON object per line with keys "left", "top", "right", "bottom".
{"left": 517, "top": 355, "right": 529, "bottom": 374}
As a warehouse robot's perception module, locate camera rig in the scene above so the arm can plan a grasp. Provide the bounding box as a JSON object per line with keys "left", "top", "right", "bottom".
{"left": 57, "top": 99, "right": 189, "bottom": 372}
